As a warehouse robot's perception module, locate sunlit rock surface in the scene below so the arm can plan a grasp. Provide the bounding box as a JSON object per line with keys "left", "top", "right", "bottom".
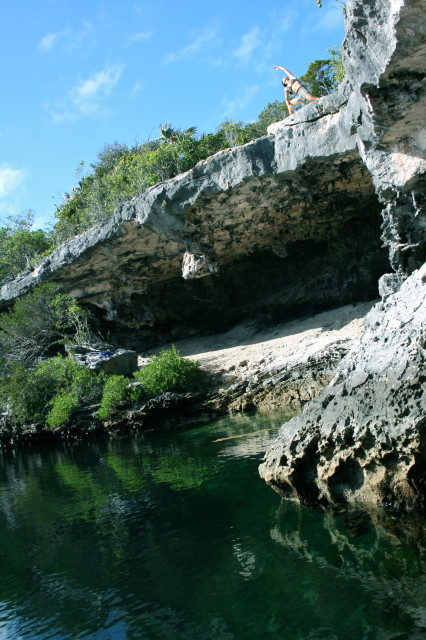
{"left": 260, "top": 0, "right": 426, "bottom": 510}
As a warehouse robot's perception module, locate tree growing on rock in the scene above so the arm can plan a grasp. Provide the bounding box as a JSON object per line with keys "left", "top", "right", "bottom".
{"left": 0, "top": 212, "right": 52, "bottom": 283}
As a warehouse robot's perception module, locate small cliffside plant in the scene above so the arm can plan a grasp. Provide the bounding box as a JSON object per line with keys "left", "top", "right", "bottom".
{"left": 134, "top": 345, "right": 207, "bottom": 396}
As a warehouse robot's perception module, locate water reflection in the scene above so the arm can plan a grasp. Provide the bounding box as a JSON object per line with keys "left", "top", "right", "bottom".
{"left": 0, "top": 412, "right": 425, "bottom": 639}
{"left": 271, "top": 500, "right": 426, "bottom": 639}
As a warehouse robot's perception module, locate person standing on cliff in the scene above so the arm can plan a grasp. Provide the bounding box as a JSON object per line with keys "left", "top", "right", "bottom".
{"left": 273, "top": 65, "right": 319, "bottom": 115}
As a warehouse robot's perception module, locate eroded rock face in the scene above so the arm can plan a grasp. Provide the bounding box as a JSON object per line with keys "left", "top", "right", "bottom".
{"left": 259, "top": 264, "right": 426, "bottom": 510}
{"left": 260, "top": 0, "right": 426, "bottom": 511}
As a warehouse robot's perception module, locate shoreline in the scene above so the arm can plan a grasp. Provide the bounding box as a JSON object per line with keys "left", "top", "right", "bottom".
{"left": 0, "top": 300, "right": 374, "bottom": 450}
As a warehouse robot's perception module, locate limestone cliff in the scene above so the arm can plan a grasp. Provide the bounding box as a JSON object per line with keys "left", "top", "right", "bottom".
{"left": 259, "top": 0, "right": 426, "bottom": 511}
{"left": 0, "top": 1, "right": 424, "bottom": 506}
{"left": 0, "top": 75, "right": 388, "bottom": 350}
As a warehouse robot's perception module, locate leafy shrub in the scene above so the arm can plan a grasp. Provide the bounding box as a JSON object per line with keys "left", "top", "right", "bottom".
{"left": 47, "top": 391, "right": 79, "bottom": 430}
{"left": 98, "top": 375, "right": 130, "bottom": 419}
{"left": 0, "top": 356, "right": 104, "bottom": 428}
{"left": 134, "top": 345, "right": 207, "bottom": 396}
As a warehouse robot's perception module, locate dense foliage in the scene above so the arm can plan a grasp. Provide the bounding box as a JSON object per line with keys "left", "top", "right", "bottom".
{"left": 134, "top": 345, "right": 208, "bottom": 396}
{"left": 0, "top": 283, "right": 92, "bottom": 375}
{"left": 97, "top": 374, "right": 138, "bottom": 420}
{"left": 0, "top": 286, "right": 207, "bottom": 434}
{"left": 1, "top": 356, "right": 104, "bottom": 429}
{"left": 0, "top": 212, "right": 52, "bottom": 283}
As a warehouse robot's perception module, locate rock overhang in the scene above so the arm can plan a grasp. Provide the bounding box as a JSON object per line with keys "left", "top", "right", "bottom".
{"left": 0, "top": 86, "right": 389, "bottom": 344}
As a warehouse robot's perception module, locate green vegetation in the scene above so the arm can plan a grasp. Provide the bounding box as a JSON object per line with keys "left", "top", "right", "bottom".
{"left": 135, "top": 345, "right": 207, "bottom": 396}
{"left": 1, "top": 356, "right": 104, "bottom": 429}
{"left": 0, "top": 286, "right": 207, "bottom": 435}
{"left": 98, "top": 375, "right": 133, "bottom": 420}
{"left": 0, "top": 283, "right": 92, "bottom": 375}
{"left": 0, "top": 212, "right": 52, "bottom": 283}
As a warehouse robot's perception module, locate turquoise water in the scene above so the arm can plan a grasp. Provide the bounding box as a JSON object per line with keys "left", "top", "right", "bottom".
{"left": 1, "top": 412, "right": 426, "bottom": 640}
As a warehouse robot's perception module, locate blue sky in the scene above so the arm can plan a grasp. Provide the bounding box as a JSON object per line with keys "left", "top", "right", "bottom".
{"left": 0, "top": 0, "right": 344, "bottom": 230}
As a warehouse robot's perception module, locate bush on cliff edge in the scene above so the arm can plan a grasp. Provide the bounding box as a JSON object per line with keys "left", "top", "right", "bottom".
{"left": 134, "top": 345, "right": 208, "bottom": 396}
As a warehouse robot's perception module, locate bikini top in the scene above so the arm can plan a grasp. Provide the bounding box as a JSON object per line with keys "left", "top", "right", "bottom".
{"left": 290, "top": 78, "right": 303, "bottom": 94}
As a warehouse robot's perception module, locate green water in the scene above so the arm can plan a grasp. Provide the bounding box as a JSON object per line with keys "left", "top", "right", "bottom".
{"left": 1, "top": 412, "right": 426, "bottom": 640}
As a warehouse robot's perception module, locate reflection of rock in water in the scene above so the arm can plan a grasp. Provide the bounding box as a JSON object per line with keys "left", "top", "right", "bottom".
{"left": 270, "top": 500, "right": 426, "bottom": 638}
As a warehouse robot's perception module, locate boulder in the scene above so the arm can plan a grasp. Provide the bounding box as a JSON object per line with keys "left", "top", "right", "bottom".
{"left": 72, "top": 348, "right": 138, "bottom": 376}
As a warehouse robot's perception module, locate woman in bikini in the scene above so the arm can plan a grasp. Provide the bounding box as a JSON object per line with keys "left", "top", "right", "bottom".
{"left": 273, "top": 65, "right": 319, "bottom": 115}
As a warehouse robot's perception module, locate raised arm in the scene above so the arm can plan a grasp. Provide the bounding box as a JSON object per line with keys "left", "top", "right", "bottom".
{"left": 273, "top": 65, "right": 296, "bottom": 80}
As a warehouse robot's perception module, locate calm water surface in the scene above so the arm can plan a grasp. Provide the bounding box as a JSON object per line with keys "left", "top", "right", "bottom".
{"left": 1, "top": 412, "right": 426, "bottom": 640}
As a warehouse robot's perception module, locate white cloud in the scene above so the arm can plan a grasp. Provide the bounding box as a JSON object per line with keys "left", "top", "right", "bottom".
{"left": 38, "top": 22, "right": 94, "bottom": 54}
{"left": 50, "top": 63, "right": 124, "bottom": 123}
{"left": 130, "top": 80, "right": 145, "bottom": 98}
{"left": 222, "top": 84, "right": 261, "bottom": 117}
{"left": 0, "top": 165, "right": 25, "bottom": 198}
{"left": 271, "top": 8, "right": 296, "bottom": 34}
{"left": 38, "top": 32, "right": 59, "bottom": 51}
{"left": 165, "top": 21, "right": 220, "bottom": 64}
{"left": 233, "top": 26, "right": 262, "bottom": 67}
{"left": 65, "top": 21, "right": 94, "bottom": 52}
{"left": 127, "top": 31, "right": 152, "bottom": 45}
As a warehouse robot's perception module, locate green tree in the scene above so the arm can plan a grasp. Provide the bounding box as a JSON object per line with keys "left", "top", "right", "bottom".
{"left": 0, "top": 212, "right": 52, "bottom": 282}
{"left": 299, "top": 48, "right": 344, "bottom": 96}
{"left": 0, "top": 283, "right": 92, "bottom": 374}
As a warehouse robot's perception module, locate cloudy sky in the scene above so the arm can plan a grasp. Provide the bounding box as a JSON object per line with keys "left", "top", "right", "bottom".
{"left": 0, "top": 0, "right": 344, "bottom": 229}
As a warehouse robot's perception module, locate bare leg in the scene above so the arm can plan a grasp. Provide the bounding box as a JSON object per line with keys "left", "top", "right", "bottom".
{"left": 287, "top": 97, "right": 303, "bottom": 115}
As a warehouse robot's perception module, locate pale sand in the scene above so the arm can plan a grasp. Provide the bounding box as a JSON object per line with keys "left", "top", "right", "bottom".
{"left": 139, "top": 300, "right": 377, "bottom": 383}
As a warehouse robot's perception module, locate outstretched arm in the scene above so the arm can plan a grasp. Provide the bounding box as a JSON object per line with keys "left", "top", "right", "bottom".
{"left": 273, "top": 65, "right": 296, "bottom": 80}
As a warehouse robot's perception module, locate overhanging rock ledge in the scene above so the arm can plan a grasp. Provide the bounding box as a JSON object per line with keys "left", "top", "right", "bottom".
{"left": 0, "top": 1, "right": 424, "bottom": 508}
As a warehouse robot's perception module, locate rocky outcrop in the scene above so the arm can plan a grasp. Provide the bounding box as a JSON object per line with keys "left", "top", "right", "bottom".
{"left": 259, "top": 0, "right": 426, "bottom": 511}
{"left": 0, "top": 75, "right": 388, "bottom": 350}
{"left": 259, "top": 265, "right": 426, "bottom": 509}
{"left": 0, "top": 1, "right": 424, "bottom": 505}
